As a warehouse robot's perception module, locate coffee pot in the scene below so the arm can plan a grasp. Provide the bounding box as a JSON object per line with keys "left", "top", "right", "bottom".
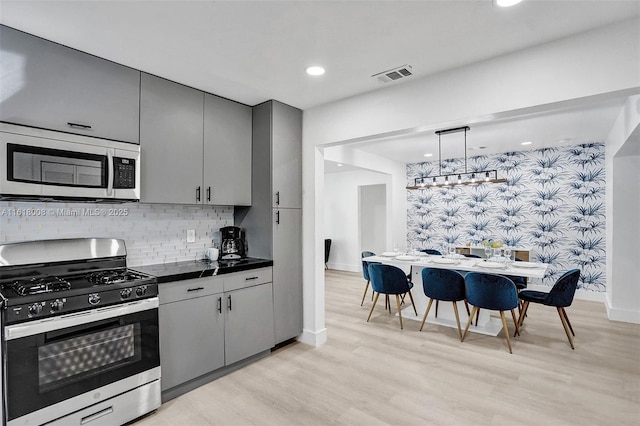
{"left": 220, "top": 226, "right": 247, "bottom": 259}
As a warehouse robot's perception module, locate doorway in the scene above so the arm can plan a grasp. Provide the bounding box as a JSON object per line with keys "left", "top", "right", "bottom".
{"left": 358, "top": 184, "right": 387, "bottom": 256}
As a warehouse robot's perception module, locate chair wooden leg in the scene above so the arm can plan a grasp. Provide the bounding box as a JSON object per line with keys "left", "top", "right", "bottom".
{"left": 385, "top": 295, "right": 389, "bottom": 311}
{"left": 511, "top": 309, "right": 520, "bottom": 337}
{"left": 452, "top": 301, "right": 462, "bottom": 341}
{"left": 360, "top": 281, "right": 370, "bottom": 306}
{"left": 407, "top": 290, "right": 418, "bottom": 316}
{"left": 499, "top": 311, "right": 513, "bottom": 354}
{"left": 395, "top": 295, "right": 404, "bottom": 330}
{"left": 462, "top": 306, "right": 478, "bottom": 342}
{"left": 557, "top": 307, "right": 575, "bottom": 349}
{"left": 464, "top": 300, "right": 470, "bottom": 316}
{"left": 517, "top": 301, "right": 530, "bottom": 329}
{"left": 367, "top": 293, "right": 380, "bottom": 322}
{"left": 562, "top": 308, "right": 575, "bottom": 336}
{"left": 420, "top": 298, "right": 434, "bottom": 331}
{"left": 475, "top": 308, "right": 480, "bottom": 326}
{"left": 435, "top": 300, "right": 439, "bottom": 318}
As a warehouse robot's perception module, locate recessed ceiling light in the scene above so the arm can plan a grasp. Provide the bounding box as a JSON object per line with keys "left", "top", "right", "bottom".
{"left": 306, "top": 66, "right": 325, "bottom": 76}
{"left": 521, "top": 141, "right": 533, "bottom": 146}
{"left": 423, "top": 153, "right": 433, "bottom": 157}
{"left": 337, "top": 163, "right": 343, "bottom": 167}
{"left": 496, "top": 0, "right": 523, "bottom": 7}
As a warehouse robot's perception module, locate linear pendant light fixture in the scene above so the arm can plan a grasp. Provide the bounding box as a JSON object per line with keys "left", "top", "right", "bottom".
{"left": 406, "top": 126, "right": 506, "bottom": 190}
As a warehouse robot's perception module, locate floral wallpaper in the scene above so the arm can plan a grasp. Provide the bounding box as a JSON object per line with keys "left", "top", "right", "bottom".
{"left": 406, "top": 143, "right": 606, "bottom": 292}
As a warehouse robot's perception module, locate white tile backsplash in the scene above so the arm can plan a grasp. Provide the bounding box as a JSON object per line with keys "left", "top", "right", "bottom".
{"left": 0, "top": 201, "right": 233, "bottom": 266}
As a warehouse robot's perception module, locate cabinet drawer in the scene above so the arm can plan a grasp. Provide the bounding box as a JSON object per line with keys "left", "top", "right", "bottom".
{"left": 224, "top": 267, "right": 272, "bottom": 292}
{"left": 159, "top": 276, "right": 223, "bottom": 304}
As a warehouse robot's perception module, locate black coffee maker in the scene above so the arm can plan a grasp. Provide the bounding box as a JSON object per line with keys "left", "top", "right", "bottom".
{"left": 220, "top": 226, "right": 247, "bottom": 259}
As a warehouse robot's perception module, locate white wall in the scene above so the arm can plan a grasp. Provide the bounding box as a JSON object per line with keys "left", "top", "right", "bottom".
{"left": 324, "top": 170, "right": 390, "bottom": 272}
{"left": 606, "top": 95, "right": 640, "bottom": 323}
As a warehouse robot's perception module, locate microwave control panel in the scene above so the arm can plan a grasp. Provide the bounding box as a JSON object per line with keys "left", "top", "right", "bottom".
{"left": 113, "top": 157, "right": 136, "bottom": 189}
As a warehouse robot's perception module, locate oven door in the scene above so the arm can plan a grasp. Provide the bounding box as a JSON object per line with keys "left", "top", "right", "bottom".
{"left": 3, "top": 298, "right": 160, "bottom": 424}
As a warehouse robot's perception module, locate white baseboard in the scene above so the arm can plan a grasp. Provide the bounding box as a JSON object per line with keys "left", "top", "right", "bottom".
{"left": 297, "top": 327, "right": 328, "bottom": 347}
{"left": 604, "top": 295, "right": 640, "bottom": 324}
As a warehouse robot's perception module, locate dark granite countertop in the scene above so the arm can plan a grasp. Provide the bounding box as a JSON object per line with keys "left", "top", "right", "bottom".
{"left": 131, "top": 258, "right": 273, "bottom": 284}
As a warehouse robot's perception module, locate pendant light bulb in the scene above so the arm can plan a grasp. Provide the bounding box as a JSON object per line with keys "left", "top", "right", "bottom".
{"left": 432, "top": 177, "right": 437, "bottom": 186}
{"left": 485, "top": 172, "right": 490, "bottom": 182}
{"left": 457, "top": 174, "right": 462, "bottom": 184}
{"left": 444, "top": 176, "right": 449, "bottom": 185}
{"left": 471, "top": 173, "right": 476, "bottom": 183}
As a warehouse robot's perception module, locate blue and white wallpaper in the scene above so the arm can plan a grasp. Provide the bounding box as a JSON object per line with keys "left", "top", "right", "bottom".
{"left": 406, "top": 143, "right": 606, "bottom": 292}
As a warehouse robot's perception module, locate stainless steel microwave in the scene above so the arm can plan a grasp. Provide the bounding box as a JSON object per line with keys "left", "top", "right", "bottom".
{"left": 0, "top": 123, "right": 140, "bottom": 201}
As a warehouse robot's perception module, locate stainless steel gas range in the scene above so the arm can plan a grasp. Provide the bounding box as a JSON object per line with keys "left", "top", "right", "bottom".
{"left": 0, "top": 238, "right": 161, "bottom": 426}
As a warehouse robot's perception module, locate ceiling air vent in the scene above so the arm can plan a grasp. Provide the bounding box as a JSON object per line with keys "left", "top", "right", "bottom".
{"left": 372, "top": 65, "right": 413, "bottom": 84}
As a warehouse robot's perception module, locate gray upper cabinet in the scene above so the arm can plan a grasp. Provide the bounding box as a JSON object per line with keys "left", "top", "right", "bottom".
{"left": 272, "top": 101, "right": 302, "bottom": 209}
{"left": 0, "top": 25, "right": 140, "bottom": 144}
{"left": 140, "top": 73, "right": 204, "bottom": 204}
{"left": 204, "top": 94, "right": 252, "bottom": 206}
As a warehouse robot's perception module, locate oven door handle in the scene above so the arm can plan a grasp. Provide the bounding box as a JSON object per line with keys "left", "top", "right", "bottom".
{"left": 4, "top": 297, "right": 159, "bottom": 340}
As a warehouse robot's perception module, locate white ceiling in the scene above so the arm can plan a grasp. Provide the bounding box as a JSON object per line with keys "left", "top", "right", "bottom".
{"left": 1, "top": 0, "right": 638, "bottom": 170}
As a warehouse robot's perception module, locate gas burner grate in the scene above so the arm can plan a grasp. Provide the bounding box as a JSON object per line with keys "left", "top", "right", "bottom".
{"left": 86, "top": 269, "right": 146, "bottom": 285}
{"left": 11, "top": 276, "right": 72, "bottom": 296}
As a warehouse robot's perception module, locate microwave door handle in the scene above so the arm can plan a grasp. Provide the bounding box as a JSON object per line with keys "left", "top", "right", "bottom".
{"left": 106, "top": 150, "right": 114, "bottom": 197}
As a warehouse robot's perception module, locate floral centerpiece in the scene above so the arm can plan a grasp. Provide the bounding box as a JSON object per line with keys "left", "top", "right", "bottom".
{"left": 482, "top": 239, "right": 504, "bottom": 249}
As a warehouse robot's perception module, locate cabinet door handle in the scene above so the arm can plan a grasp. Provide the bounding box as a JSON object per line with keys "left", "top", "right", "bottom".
{"left": 207, "top": 186, "right": 211, "bottom": 202}
{"left": 187, "top": 287, "right": 204, "bottom": 292}
{"left": 245, "top": 276, "right": 258, "bottom": 281}
{"left": 276, "top": 210, "right": 280, "bottom": 224}
{"left": 67, "top": 122, "right": 92, "bottom": 130}
{"left": 227, "top": 295, "right": 232, "bottom": 311}
{"left": 196, "top": 186, "right": 201, "bottom": 202}
{"left": 275, "top": 191, "right": 280, "bottom": 206}
{"left": 217, "top": 296, "right": 222, "bottom": 313}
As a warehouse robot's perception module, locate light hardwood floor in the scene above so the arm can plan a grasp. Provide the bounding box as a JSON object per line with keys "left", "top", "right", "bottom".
{"left": 134, "top": 270, "right": 640, "bottom": 425}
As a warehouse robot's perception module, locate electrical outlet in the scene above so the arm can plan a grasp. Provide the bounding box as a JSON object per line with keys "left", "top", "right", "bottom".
{"left": 187, "top": 229, "right": 195, "bottom": 243}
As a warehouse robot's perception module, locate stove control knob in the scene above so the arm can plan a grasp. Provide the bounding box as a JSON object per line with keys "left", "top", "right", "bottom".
{"left": 120, "top": 288, "right": 132, "bottom": 299}
{"left": 135, "top": 286, "right": 147, "bottom": 297}
{"left": 29, "top": 303, "right": 43, "bottom": 316}
{"left": 50, "top": 299, "right": 65, "bottom": 312}
{"left": 88, "top": 293, "right": 101, "bottom": 305}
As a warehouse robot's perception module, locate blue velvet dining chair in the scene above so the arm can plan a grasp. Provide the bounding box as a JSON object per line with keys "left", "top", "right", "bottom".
{"left": 462, "top": 272, "right": 520, "bottom": 353}
{"left": 367, "top": 263, "right": 417, "bottom": 330}
{"left": 462, "top": 253, "right": 482, "bottom": 258}
{"left": 360, "top": 251, "right": 377, "bottom": 306}
{"left": 420, "top": 249, "right": 442, "bottom": 255}
{"left": 420, "top": 268, "right": 467, "bottom": 340}
{"left": 517, "top": 269, "right": 581, "bottom": 349}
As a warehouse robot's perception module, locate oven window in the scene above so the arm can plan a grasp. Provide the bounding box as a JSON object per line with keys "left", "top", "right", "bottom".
{"left": 8, "top": 143, "right": 107, "bottom": 188}
{"left": 38, "top": 324, "right": 141, "bottom": 392}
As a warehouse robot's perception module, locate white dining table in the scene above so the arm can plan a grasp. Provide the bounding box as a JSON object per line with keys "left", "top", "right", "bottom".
{"left": 363, "top": 253, "right": 549, "bottom": 336}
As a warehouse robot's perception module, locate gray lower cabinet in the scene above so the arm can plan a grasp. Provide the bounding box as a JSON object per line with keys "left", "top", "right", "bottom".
{"left": 158, "top": 276, "right": 225, "bottom": 392}
{"left": 273, "top": 208, "right": 303, "bottom": 343}
{"left": 224, "top": 282, "right": 275, "bottom": 365}
{"left": 0, "top": 25, "right": 140, "bottom": 144}
{"left": 158, "top": 268, "right": 274, "bottom": 394}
